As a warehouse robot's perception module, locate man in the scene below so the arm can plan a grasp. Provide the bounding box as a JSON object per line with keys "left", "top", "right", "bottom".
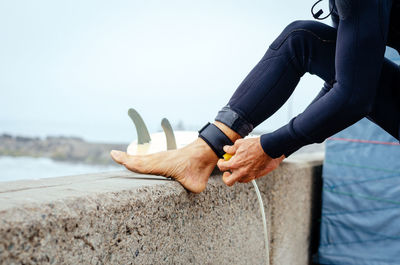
{"left": 111, "top": 0, "right": 400, "bottom": 193}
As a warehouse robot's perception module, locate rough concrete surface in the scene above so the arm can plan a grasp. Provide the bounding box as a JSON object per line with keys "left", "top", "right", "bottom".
{"left": 0, "top": 154, "right": 323, "bottom": 265}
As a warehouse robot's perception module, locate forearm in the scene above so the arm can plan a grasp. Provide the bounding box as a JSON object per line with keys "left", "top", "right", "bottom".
{"left": 260, "top": 86, "right": 369, "bottom": 158}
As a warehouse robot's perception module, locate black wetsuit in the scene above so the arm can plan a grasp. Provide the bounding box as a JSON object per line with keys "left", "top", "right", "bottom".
{"left": 215, "top": 0, "right": 400, "bottom": 158}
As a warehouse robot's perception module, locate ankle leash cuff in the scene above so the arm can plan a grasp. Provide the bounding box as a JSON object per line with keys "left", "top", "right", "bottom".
{"left": 198, "top": 122, "right": 233, "bottom": 158}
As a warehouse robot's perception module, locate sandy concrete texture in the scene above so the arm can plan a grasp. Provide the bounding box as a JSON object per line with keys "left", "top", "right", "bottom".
{"left": 0, "top": 154, "right": 323, "bottom": 265}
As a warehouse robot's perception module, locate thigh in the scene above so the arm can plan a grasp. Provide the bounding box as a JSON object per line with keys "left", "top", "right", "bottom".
{"left": 367, "top": 58, "right": 400, "bottom": 140}
{"left": 226, "top": 20, "right": 337, "bottom": 127}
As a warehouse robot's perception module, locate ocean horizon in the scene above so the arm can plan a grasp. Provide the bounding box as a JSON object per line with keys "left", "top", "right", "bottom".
{"left": 0, "top": 156, "right": 120, "bottom": 183}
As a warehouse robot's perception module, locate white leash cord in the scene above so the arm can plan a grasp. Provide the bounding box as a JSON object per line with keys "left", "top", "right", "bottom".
{"left": 251, "top": 179, "right": 270, "bottom": 265}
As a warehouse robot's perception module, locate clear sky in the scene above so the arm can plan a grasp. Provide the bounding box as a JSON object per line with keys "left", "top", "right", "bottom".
{"left": 1, "top": 0, "right": 334, "bottom": 143}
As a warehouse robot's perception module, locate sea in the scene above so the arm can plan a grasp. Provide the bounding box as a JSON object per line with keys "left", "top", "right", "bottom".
{"left": 0, "top": 156, "right": 120, "bottom": 182}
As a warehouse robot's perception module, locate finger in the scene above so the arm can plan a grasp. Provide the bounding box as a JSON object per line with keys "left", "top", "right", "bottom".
{"left": 223, "top": 170, "right": 243, "bottom": 186}
{"left": 222, "top": 171, "right": 236, "bottom": 186}
{"left": 222, "top": 171, "right": 231, "bottom": 184}
{"left": 217, "top": 158, "right": 235, "bottom": 172}
{"left": 223, "top": 144, "right": 237, "bottom": 155}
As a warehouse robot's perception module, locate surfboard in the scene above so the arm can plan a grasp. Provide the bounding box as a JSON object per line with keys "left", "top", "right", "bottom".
{"left": 125, "top": 108, "right": 260, "bottom": 156}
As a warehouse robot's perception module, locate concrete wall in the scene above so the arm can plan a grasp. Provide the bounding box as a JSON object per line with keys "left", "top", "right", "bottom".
{"left": 0, "top": 154, "right": 323, "bottom": 265}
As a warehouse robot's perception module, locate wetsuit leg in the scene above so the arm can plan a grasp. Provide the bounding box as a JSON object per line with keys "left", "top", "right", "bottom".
{"left": 215, "top": 20, "right": 337, "bottom": 137}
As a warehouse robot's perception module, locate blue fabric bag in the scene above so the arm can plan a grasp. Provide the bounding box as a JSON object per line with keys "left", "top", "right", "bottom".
{"left": 318, "top": 118, "right": 400, "bottom": 265}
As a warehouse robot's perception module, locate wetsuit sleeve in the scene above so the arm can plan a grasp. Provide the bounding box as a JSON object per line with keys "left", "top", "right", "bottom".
{"left": 329, "top": 0, "right": 339, "bottom": 29}
{"left": 260, "top": 0, "right": 391, "bottom": 158}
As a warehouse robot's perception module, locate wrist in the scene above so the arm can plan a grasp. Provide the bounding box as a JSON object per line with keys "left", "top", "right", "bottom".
{"left": 260, "top": 124, "right": 306, "bottom": 158}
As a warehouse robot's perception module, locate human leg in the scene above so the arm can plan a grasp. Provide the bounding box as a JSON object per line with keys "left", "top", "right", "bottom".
{"left": 111, "top": 21, "right": 339, "bottom": 193}
{"left": 216, "top": 20, "right": 337, "bottom": 137}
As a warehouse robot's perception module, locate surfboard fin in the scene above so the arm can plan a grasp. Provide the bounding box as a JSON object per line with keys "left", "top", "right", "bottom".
{"left": 128, "top": 108, "right": 151, "bottom": 144}
{"left": 161, "top": 118, "right": 177, "bottom": 150}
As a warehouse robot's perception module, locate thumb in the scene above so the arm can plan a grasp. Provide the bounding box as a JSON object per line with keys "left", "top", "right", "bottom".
{"left": 223, "top": 144, "right": 237, "bottom": 155}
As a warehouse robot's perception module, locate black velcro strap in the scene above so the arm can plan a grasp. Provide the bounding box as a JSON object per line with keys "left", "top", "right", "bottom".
{"left": 198, "top": 122, "right": 233, "bottom": 158}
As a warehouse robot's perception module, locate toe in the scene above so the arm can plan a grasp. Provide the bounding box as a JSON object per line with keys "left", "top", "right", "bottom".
{"left": 111, "top": 150, "right": 144, "bottom": 172}
{"left": 110, "top": 150, "right": 128, "bottom": 165}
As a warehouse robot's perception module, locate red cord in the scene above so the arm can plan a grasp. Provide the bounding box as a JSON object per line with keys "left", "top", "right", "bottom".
{"left": 327, "top": 137, "right": 400, "bottom": 146}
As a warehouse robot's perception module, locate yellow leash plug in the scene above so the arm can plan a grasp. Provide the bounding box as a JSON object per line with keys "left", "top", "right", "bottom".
{"left": 223, "top": 153, "right": 233, "bottom": 161}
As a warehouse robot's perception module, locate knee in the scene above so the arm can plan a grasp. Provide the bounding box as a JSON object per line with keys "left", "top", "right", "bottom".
{"left": 269, "top": 20, "right": 318, "bottom": 50}
{"left": 270, "top": 19, "right": 337, "bottom": 53}
{"left": 284, "top": 20, "right": 318, "bottom": 32}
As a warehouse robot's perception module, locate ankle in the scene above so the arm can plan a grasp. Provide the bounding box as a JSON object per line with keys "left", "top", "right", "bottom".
{"left": 191, "top": 138, "right": 219, "bottom": 162}
{"left": 213, "top": 121, "right": 242, "bottom": 142}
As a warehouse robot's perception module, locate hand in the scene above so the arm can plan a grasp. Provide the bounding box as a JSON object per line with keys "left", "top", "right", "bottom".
{"left": 217, "top": 137, "right": 285, "bottom": 186}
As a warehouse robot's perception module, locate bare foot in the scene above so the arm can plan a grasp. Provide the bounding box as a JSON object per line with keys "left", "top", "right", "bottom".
{"left": 111, "top": 122, "right": 241, "bottom": 193}
{"left": 110, "top": 138, "right": 218, "bottom": 193}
